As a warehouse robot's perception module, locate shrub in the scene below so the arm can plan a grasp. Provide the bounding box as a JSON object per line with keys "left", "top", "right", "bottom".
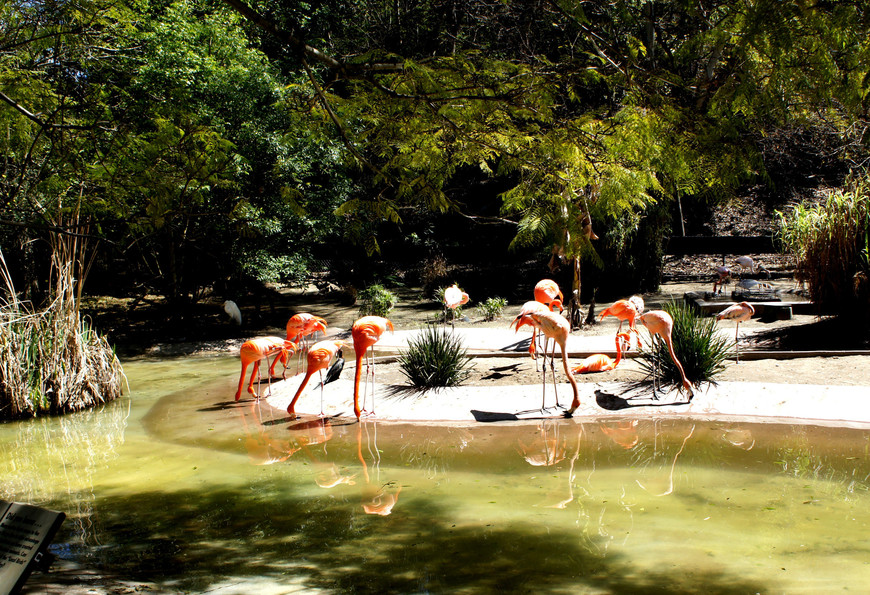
{"left": 476, "top": 297, "right": 508, "bottom": 321}
{"left": 357, "top": 284, "right": 398, "bottom": 317}
{"left": 398, "top": 326, "right": 472, "bottom": 388}
{"left": 637, "top": 300, "right": 730, "bottom": 388}
{"left": 776, "top": 177, "right": 870, "bottom": 317}
{"left": 1, "top": 253, "right": 124, "bottom": 419}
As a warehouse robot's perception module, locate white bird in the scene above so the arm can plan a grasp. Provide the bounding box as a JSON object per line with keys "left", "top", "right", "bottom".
{"left": 736, "top": 279, "right": 773, "bottom": 292}
{"left": 223, "top": 300, "right": 242, "bottom": 325}
{"left": 716, "top": 301, "right": 755, "bottom": 363}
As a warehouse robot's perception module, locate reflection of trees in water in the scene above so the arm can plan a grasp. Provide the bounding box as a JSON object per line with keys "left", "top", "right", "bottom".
{"left": 0, "top": 400, "right": 129, "bottom": 548}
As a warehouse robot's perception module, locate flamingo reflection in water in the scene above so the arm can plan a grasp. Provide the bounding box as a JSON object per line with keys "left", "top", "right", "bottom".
{"left": 237, "top": 400, "right": 298, "bottom": 465}
{"left": 357, "top": 422, "right": 402, "bottom": 516}
{"left": 599, "top": 420, "right": 639, "bottom": 450}
{"left": 517, "top": 420, "right": 567, "bottom": 467}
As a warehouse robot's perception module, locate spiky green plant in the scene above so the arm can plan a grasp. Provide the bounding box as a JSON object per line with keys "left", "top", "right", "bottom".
{"left": 476, "top": 297, "right": 507, "bottom": 321}
{"left": 398, "top": 326, "right": 472, "bottom": 388}
{"left": 357, "top": 284, "right": 398, "bottom": 317}
{"left": 637, "top": 300, "right": 730, "bottom": 388}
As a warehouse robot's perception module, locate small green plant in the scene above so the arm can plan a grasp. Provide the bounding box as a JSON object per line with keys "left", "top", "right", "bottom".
{"left": 398, "top": 326, "right": 472, "bottom": 388}
{"left": 357, "top": 284, "right": 398, "bottom": 317}
{"left": 638, "top": 300, "right": 730, "bottom": 387}
{"left": 476, "top": 297, "right": 507, "bottom": 321}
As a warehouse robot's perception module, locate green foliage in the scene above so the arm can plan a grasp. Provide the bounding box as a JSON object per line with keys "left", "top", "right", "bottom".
{"left": 398, "top": 326, "right": 472, "bottom": 389}
{"left": 776, "top": 177, "right": 870, "bottom": 315}
{"left": 638, "top": 300, "right": 730, "bottom": 388}
{"left": 476, "top": 297, "right": 507, "bottom": 321}
{"left": 357, "top": 284, "right": 398, "bottom": 317}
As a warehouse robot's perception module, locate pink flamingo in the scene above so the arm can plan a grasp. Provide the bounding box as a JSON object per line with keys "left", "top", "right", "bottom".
{"left": 443, "top": 284, "right": 469, "bottom": 327}
{"left": 287, "top": 340, "right": 345, "bottom": 418}
{"left": 278, "top": 313, "right": 328, "bottom": 375}
{"left": 533, "top": 279, "right": 564, "bottom": 365}
{"left": 713, "top": 265, "right": 731, "bottom": 294}
{"left": 514, "top": 309, "right": 581, "bottom": 415}
{"left": 235, "top": 337, "right": 297, "bottom": 401}
{"left": 511, "top": 300, "right": 550, "bottom": 370}
{"left": 639, "top": 310, "right": 694, "bottom": 401}
{"left": 716, "top": 301, "right": 755, "bottom": 363}
{"left": 352, "top": 315, "right": 394, "bottom": 419}
{"left": 572, "top": 332, "right": 631, "bottom": 374}
{"left": 599, "top": 298, "right": 644, "bottom": 348}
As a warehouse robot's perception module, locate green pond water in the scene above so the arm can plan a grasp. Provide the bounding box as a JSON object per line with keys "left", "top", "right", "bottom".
{"left": 3, "top": 355, "right": 870, "bottom": 593}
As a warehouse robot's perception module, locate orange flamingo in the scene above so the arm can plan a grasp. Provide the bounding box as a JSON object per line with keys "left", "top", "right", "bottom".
{"left": 572, "top": 332, "right": 630, "bottom": 374}
{"left": 533, "top": 279, "right": 564, "bottom": 367}
{"left": 235, "top": 337, "right": 297, "bottom": 401}
{"left": 716, "top": 301, "right": 755, "bottom": 363}
{"left": 352, "top": 315, "right": 395, "bottom": 419}
{"left": 277, "top": 313, "right": 328, "bottom": 375}
{"left": 599, "top": 298, "right": 643, "bottom": 348}
{"left": 443, "top": 284, "right": 469, "bottom": 326}
{"left": 534, "top": 279, "right": 564, "bottom": 312}
{"left": 286, "top": 339, "right": 344, "bottom": 418}
{"left": 511, "top": 300, "right": 549, "bottom": 370}
{"left": 639, "top": 310, "right": 694, "bottom": 400}
{"left": 514, "top": 309, "right": 580, "bottom": 415}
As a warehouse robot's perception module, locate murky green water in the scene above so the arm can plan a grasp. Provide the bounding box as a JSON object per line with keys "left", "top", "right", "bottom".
{"left": 3, "top": 355, "right": 870, "bottom": 593}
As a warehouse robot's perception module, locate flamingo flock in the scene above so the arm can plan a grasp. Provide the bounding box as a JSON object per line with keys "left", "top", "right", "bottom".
{"left": 232, "top": 272, "right": 761, "bottom": 420}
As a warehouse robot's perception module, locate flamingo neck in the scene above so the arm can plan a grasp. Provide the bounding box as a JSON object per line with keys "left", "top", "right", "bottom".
{"left": 664, "top": 337, "right": 691, "bottom": 389}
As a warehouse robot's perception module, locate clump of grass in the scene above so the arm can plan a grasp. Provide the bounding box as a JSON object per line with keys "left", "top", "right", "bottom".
{"left": 776, "top": 176, "right": 870, "bottom": 316}
{"left": 637, "top": 300, "right": 730, "bottom": 388}
{"left": 1, "top": 252, "right": 124, "bottom": 420}
{"left": 357, "top": 284, "right": 398, "bottom": 317}
{"left": 398, "top": 326, "right": 472, "bottom": 388}
{"left": 476, "top": 297, "right": 507, "bottom": 321}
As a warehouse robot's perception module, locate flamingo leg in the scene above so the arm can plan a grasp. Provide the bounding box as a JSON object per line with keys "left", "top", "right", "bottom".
{"left": 735, "top": 322, "right": 741, "bottom": 363}
{"left": 549, "top": 340, "right": 560, "bottom": 409}
{"left": 318, "top": 369, "right": 326, "bottom": 417}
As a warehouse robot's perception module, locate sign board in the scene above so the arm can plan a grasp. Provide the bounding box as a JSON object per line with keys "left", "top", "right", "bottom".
{"left": 0, "top": 500, "right": 65, "bottom": 595}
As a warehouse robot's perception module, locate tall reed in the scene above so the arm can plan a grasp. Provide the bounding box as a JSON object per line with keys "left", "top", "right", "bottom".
{"left": 0, "top": 250, "right": 124, "bottom": 419}
{"left": 776, "top": 177, "right": 870, "bottom": 317}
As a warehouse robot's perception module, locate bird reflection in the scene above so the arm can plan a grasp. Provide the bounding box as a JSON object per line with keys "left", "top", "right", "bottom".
{"left": 517, "top": 420, "right": 567, "bottom": 467}
{"left": 357, "top": 421, "right": 402, "bottom": 516}
{"left": 599, "top": 420, "right": 639, "bottom": 450}
{"left": 238, "top": 400, "right": 297, "bottom": 465}
{"left": 720, "top": 427, "right": 755, "bottom": 450}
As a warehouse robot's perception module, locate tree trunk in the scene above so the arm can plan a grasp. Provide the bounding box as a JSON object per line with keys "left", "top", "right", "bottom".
{"left": 568, "top": 256, "right": 583, "bottom": 330}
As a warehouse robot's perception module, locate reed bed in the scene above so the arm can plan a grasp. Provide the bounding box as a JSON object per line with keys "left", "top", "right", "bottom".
{"left": 0, "top": 254, "right": 124, "bottom": 420}
{"left": 776, "top": 177, "right": 870, "bottom": 317}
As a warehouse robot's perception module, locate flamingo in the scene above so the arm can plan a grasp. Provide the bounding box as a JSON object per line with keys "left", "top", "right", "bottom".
{"left": 716, "top": 301, "right": 755, "bottom": 363}
{"left": 599, "top": 298, "right": 643, "bottom": 348}
{"left": 352, "top": 315, "right": 394, "bottom": 419}
{"left": 734, "top": 255, "right": 768, "bottom": 278}
{"left": 639, "top": 310, "right": 694, "bottom": 401}
{"left": 572, "top": 332, "right": 631, "bottom": 374}
{"left": 511, "top": 300, "right": 549, "bottom": 370}
{"left": 443, "top": 284, "right": 469, "bottom": 327}
{"left": 533, "top": 279, "right": 564, "bottom": 365}
{"left": 514, "top": 309, "right": 580, "bottom": 415}
{"left": 278, "top": 313, "right": 328, "bottom": 375}
{"left": 286, "top": 340, "right": 345, "bottom": 418}
{"left": 713, "top": 265, "right": 731, "bottom": 294}
{"left": 534, "top": 279, "right": 564, "bottom": 312}
{"left": 235, "top": 337, "right": 297, "bottom": 401}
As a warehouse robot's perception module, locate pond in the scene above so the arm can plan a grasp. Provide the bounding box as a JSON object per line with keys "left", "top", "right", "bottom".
{"left": 3, "top": 355, "right": 870, "bottom": 593}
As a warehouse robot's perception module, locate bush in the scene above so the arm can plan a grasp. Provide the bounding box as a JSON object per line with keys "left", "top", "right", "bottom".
{"left": 776, "top": 177, "right": 870, "bottom": 318}
{"left": 398, "top": 326, "right": 472, "bottom": 388}
{"left": 1, "top": 254, "right": 124, "bottom": 419}
{"left": 637, "top": 300, "right": 730, "bottom": 388}
{"left": 357, "top": 284, "right": 398, "bottom": 317}
{"left": 476, "top": 297, "right": 507, "bottom": 321}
